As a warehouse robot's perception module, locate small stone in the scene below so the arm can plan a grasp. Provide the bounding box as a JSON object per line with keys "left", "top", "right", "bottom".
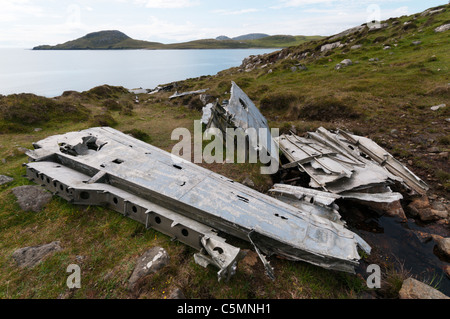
{"left": 438, "top": 152, "right": 448, "bottom": 159}
{"left": 34, "top": 128, "right": 42, "bottom": 132}
{"left": 242, "top": 177, "right": 255, "bottom": 188}
{"left": 431, "top": 104, "right": 446, "bottom": 111}
{"left": 168, "top": 288, "right": 186, "bottom": 299}
{"left": 412, "top": 41, "right": 422, "bottom": 45}
{"left": 399, "top": 278, "right": 449, "bottom": 299}
{"left": 0, "top": 175, "right": 14, "bottom": 186}
{"left": 434, "top": 236, "right": 450, "bottom": 259}
{"left": 427, "top": 147, "right": 440, "bottom": 153}
{"left": 383, "top": 46, "right": 391, "bottom": 50}
{"left": 351, "top": 45, "right": 362, "bottom": 50}
{"left": 12, "top": 241, "right": 62, "bottom": 268}
{"left": 340, "top": 59, "right": 353, "bottom": 66}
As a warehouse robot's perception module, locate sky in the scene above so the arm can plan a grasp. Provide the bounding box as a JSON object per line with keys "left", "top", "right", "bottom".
{"left": 0, "top": 0, "right": 447, "bottom": 48}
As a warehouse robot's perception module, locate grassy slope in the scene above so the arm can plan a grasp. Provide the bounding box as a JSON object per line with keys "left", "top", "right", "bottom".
{"left": 0, "top": 6, "right": 449, "bottom": 299}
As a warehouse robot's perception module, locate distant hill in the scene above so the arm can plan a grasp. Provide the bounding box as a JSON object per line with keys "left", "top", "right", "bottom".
{"left": 216, "top": 35, "right": 232, "bottom": 41}
{"left": 33, "top": 30, "right": 164, "bottom": 50}
{"left": 33, "top": 30, "right": 324, "bottom": 50}
{"left": 232, "top": 33, "right": 270, "bottom": 41}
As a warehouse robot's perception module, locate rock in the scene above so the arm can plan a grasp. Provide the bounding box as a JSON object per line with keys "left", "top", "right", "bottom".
{"left": 242, "top": 177, "right": 255, "bottom": 188}
{"left": 383, "top": 46, "right": 391, "bottom": 50}
{"left": 430, "top": 104, "right": 446, "bottom": 111}
{"left": 368, "top": 200, "right": 407, "bottom": 221}
{"left": 335, "top": 63, "right": 343, "bottom": 70}
{"left": 406, "top": 196, "right": 445, "bottom": 222}
{"left": 296, "top": 64, "right": 308, "bottom": 71}
{"left": 412, "top": 41, "right": 422, "bottom": 45}
{"left": 12, "top": 185, "right": 53, "bottom": 212}
{"left": 351, "top": 44, "right": 362, "bottom": 50}
{"left": 128, "top": 247, "right": 170, "bottom": 290}
{"left": 434, "top": 236, "right": 450, "bottom": 259}
{"left": 369, "top": 58, "right": 379, "bottom": 62}
{"left": 329, "top": 25, "right": 365, "bottom": 41}
{"left": 438, "top": 152, "right": 449, "bottom": 159}
{"left": 444, "top": 265, "right": 450, "bottom": 279}
{"left": 0, "top": 175, "right": 14, "bottom": 186}
{"left": 321, "top": 42, "right": 341, "bottom": 52}
{"left": 168, "top": 288, "right": 186, "bottom": 299}
{"left": 340, "top": 59, "right": 353, "bottom": 66}
{"left": 199, "top": 94, "right": 213, "bottom": 106}
{"left": 17, "top": 147, "right": 29, "bottom": 154}
{"left": 369, "top": 22, "right": 388, "bottom": 31}
{"left": 427, "top": 147, "right": 440, "bottom": 153}
{"left": 34, "top": 128, "right": 42, "bottom": 132}
{"left": 399, "top": 278, "right": 449, "bottom": 299}
{"left": 12, "top": 241, "right": 62, "bottom": 268}
{"left": 290, "top": 66, "right": 298, "bottom": 72}
{"left": 418, "top": 207, "right": 447, "bottom": 222}
{"left": 435, "top": 24, "right": 450, "bottom": 33}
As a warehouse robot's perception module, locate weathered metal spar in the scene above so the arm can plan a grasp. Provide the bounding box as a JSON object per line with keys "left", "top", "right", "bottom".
{"left": 25, "top": 127, "right": 370, "bottom": 280}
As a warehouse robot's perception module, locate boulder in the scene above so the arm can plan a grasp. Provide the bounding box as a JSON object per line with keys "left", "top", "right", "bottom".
{"left": 12, "top": 185, "right": 53, "bottom": 212}
{"left": 128, "top": 247, "right": 170, "bottom": 290}
{"left": 399, "top": 278, "right": 449, "bottom": 299}
{"left": 321, "top": 42, "right": 341, "bottom": 52}
{"left": 0, "top": 175, "right": 14, "bottom": 186}
{"left": 340, "top": 59, "right": 353, "bottom": 66}
{"left": 12, "top": 241, "right": 62, "bottom": 268}
{"left": 435, "top": 24, "right": 450, "bottom": 33}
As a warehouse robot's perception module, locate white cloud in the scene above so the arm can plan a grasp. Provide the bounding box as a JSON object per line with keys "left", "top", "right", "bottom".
{"left": 212, "top": 8, "right": 260, "bottom": 15}
{"left": 134, "top": 0, "right": 200, "bottom": 8}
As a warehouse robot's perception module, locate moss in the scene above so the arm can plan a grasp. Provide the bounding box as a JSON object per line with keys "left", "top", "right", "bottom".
{"left": 123, "top": 129, "right": 152, "bottom": 143}
{"left": 297, "top": 96, "right": 360, "bottom": 121}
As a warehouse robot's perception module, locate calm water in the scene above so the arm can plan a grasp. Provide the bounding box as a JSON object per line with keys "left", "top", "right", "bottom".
{"left": 0, "top": 48, "right": 277, "bottom": 97}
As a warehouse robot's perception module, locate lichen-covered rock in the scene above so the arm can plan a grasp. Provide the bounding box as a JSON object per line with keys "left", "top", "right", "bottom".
{"left": 12, "top": 241, "right": 62, "bottom": 268}
{"left": 12, "top": 185, "right": 52, "bottom": 212}
{"left": 0, "top": 175, "right": 14, "bottom": 186}
{"left": 128, "top": 247, "right": 170, "bottom": 290}
{"left": 399, "top": 278, "right": 449, "bottom": 299}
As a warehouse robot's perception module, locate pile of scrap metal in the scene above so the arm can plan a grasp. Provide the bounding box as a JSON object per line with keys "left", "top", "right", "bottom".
{"left": 24, "top": 126, "right": 370, "bottom": 281}
{"left": 272, "top": 128, "right": 429, "bottom": 219}
{"left": 203, "top": 81, "right": 275, "bottom": 159}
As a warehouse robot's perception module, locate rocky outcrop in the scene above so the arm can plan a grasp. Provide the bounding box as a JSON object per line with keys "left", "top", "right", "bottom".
{"left": 128, "top": 247, "right": 170, "bottom": 291}
{"left": 12, "top": 242, "right": 62, "bottom": 268}
{"left": 435, "top": 24, "right": 450, "bottom": 33}
{"left": 399, "top": 278, "right": 449, "bottom": 299}
{"left": 12, "top": 185, "right": 53, "bottom": 212}
{"left": 407, "top": 196, "right": 448, "bottom": 222}
{"left": 321, "top": 42, "right": 341, "bottom": 52}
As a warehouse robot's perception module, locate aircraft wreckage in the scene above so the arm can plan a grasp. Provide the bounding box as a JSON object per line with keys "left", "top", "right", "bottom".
{"left": 24, "top": 125, "right": 371, "bottom": 281}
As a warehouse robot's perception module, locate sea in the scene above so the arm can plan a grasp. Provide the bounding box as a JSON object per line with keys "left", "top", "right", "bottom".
{"left": 0, "top": 48, "right": 277, "bottom": 97}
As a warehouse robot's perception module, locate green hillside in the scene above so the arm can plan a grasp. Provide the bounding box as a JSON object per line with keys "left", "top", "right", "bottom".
{"left": 33, "top": 30, "right": 324, "bottom": 50}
